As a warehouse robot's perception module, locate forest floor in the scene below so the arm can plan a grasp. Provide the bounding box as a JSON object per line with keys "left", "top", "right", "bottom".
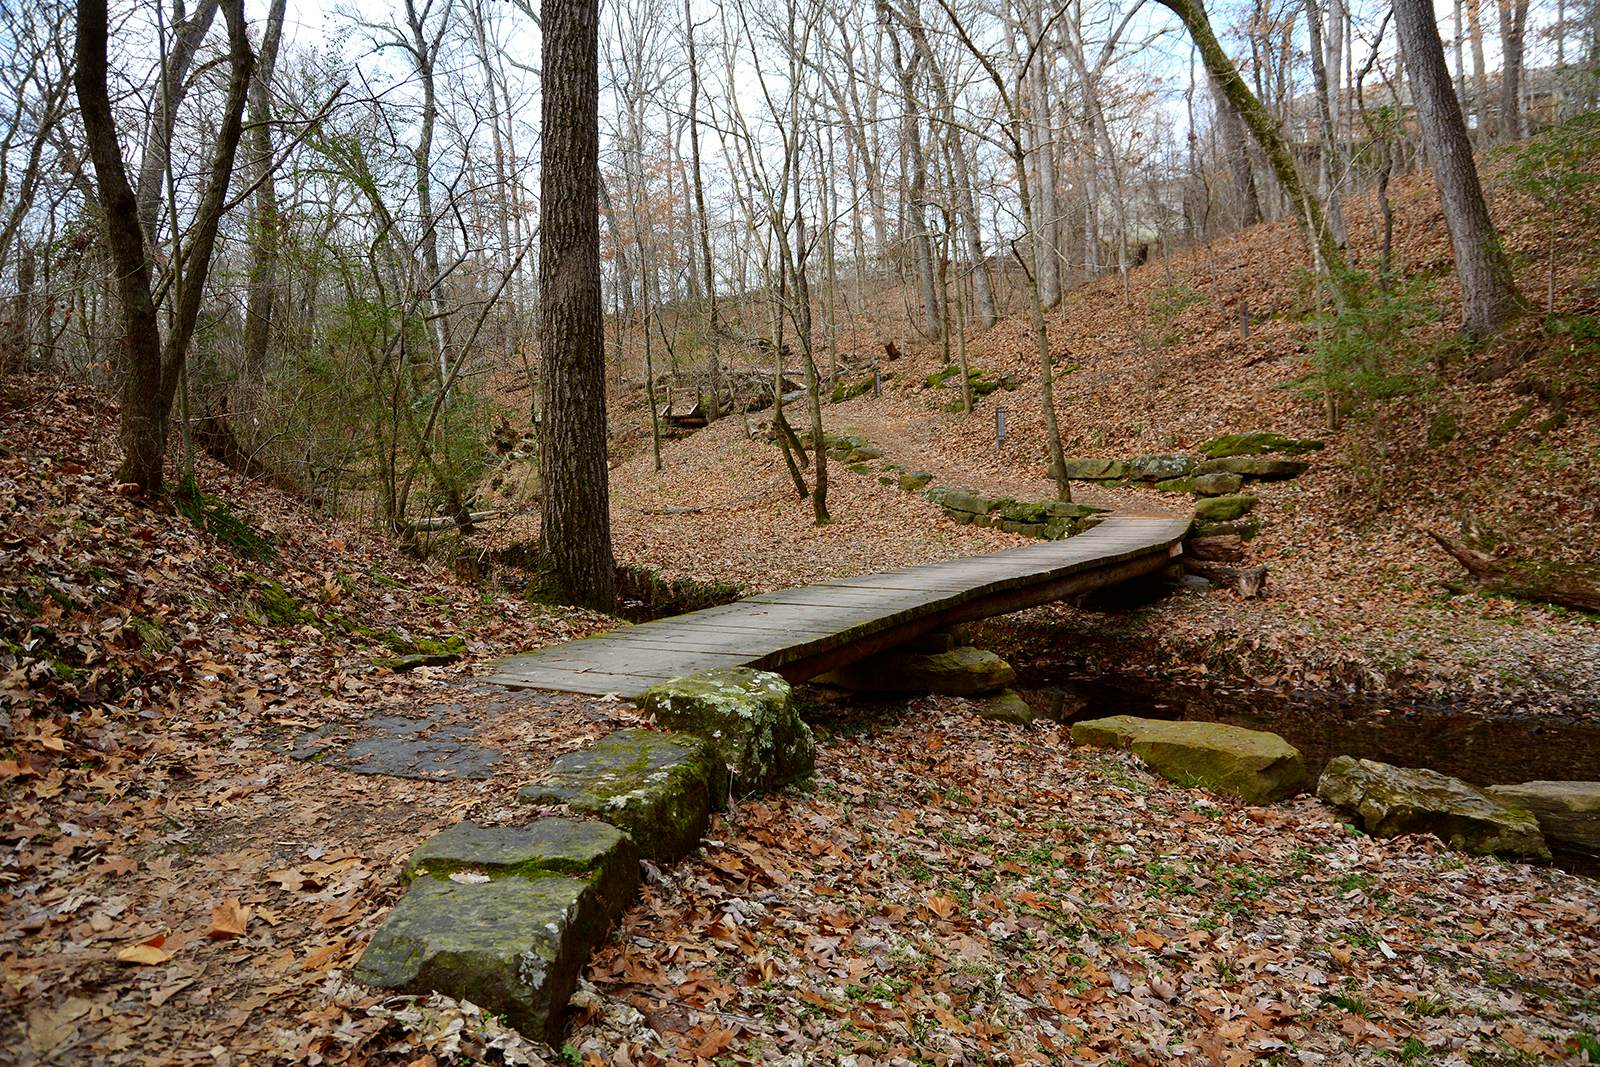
{"left": 3, "top": 385, "right": 1597, "bottom": 1066}
{"left": 6, "top": 153, "right": 1600, "bottom": 1063}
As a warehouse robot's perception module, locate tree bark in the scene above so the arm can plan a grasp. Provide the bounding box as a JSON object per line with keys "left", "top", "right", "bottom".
{"left": 1392, "top": 0, "right": 1522, "bottom": 337}
{"left": 538, "top": 0, "right": 616, "bottom": 609}
{"left": 1428, "top": 531, "right": 1600, "bottom": 613}
{"left": 1495, "top": 0, "right": 1530, "bottom": 139}
{"left": 77, "top": 0, "right": 254, "bottom": 493}
{"left": 1209, "top": 72, "right": 1262, "bottom": 227}
{"left": 242, "top": 0, "right": 289, "bottom": 384}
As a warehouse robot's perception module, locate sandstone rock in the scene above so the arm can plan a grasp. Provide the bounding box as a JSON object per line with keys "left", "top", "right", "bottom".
{"left": 1071, "top": 716, "right": 1308, "bottom": 803}
{"left": 819, "top": 646, "right": 1016, "bottom": 696}
{"left": 1198, "top": 431, "right": 1324, "bottom": 458}
{"left": 1154, "top": 476, "right": 1196, "bottom": 493}
{"left": 1193, "top": 494, "right": 1258, "bottom": 522}
{"left": 899, "top": 470, "right": 934, "bottom": 492}
{"left": 926, "top": 486, "right": 992, "bottom": 515}
{"left": 639, "top": 668, "right": 815, "bottom": 796}
{"left": 1128, "top": 453, "right": 1196, "bottom": 482}
{"left": 1192, "top": 472, "right": 1244, "bottom": 496}
{"left": 1196, "top": 456, "right": 1310, "bottom": 480}
{"left": 1486, "top": 781, "right": 1600, "bottom": 856}
{"left": 354, "top": 817, "right": 639, "bottom": 1043}
{"left": 975, "top": 689, "right": 1034, "bottom": 724}
{"left": 1054, "top": 457, "right": 1127, "bottom": 481}
{"left": 1317, "top": 756, "right": 1550, "bottom": 860}
{"left": 517, "top": 729, "right": 726, "bottom": 862}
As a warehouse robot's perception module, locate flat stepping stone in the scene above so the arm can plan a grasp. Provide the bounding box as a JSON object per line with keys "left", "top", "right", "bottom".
{"left": 518, "top": 729, "right": 727, "bottom": 862}
{"left": 292, "top": 711, "right": 500, "bottom": 781}
{"left": 353, "top": 817, "right": 640, "bottom": 1042}
{"left": 1487, "top": 781, "right": 1600, "bottom": 856}
{"left": 1072, "top": 715, "right": 1308, "bottom": 804}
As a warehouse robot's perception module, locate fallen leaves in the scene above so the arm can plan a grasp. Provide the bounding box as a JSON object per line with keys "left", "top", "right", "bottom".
{"left": 208, "top": 897, "right": 250, "bottom": 939}
{"left": 116, "top": 939, "right": 172, "bottom": 966}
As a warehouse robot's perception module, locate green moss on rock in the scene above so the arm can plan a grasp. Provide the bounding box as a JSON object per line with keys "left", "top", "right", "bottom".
{"left": 1318, "top": 757, "right": 1550, "bottom": 860}
{"left": 1195, "top": 456, "right": 1310, "bottom": 480}
{"left": 819, "top": 645, "right": 1016, "bottom": 696}
{"left": 639, "top": 668, "right": 815, "bottom": 797}
{"left": 403, "top": 818, "right": 639, "bottom": 917}
{"left": 1193, "top": 494, "right": 1258, "bottom": 522}
{"left": 1198, "top": 431, "right": 1324, "bottom": 458}
{"left": 1071, "top": 715, "right": 1308, "bottom": 804}
{"left": 516, "top": 729, "right": 725, "bottom": 863}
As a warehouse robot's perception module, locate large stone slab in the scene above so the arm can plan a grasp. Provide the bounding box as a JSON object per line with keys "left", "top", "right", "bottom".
{"left": 1196, "top": 456, "right": 1310, "bottom": 480}
{"left": 1071, "top": 715, "right": 1308, "bottom": 803}
{"left": 1054, "top": 457, "right": 1127, "bottom": 481}
{"left": 352, "top": 873, "right": 600, "bottom": 1043}
{"left": 1486, "top": 781, "right": 1600, "bottom": 856}
{"left": 1128, "top": 453, "right": 1196, "bottom": 482}
{"left": 1317, "top": 756, "right": 1550, "bottom": 860}
{"left": 1193, "top": 494, "right": 1258, "bottom": 522}
{"left": 403, "top": 818, "right": 639, "bottom": 915}
{"left": 818, "top": 645, "right": 1016, "bottom": 696}
{"left": 639, "top": 668, "right": 815, "bottom": 796}
{"left": 517, "top": 729, "right": 726, "bottom": 863}
{"left": 1198, "top": 431, "right": 1325, "bottom": 458}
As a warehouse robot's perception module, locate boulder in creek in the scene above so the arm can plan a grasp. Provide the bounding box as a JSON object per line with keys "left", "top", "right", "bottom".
{"left": 1486, "top": 781, "right": 1600, "bottom": 856}
{"left": 817, "top": 645, "right": 1016, "bottom": 696}
{"left": 1317, "top": 756, "right": 1550, "bottom": 860}
{"left": 638, "top": 668, "right": 815, "bottom": 796}
{"left": 1071, "top": 715, "right": 1308, "bottom": 803}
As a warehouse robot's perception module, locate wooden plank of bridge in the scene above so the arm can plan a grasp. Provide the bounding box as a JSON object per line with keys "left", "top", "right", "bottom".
{"left": 489, "top": 515, "right": 1189, "bottom": 698}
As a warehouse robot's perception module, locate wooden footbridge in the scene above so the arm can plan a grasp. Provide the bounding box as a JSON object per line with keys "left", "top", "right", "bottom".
{"left": 489, "top": 514, "right": 1191, "bottom": 699}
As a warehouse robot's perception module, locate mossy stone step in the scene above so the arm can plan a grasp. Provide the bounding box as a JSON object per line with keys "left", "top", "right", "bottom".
{"left": 639, "top": 668, "right": 815, "bottom": 797}
{"left": 517, "top": 728, "right": 727, "bottom": 863}
{"left": 403, "top": 818, "right": 638, "bottom": 907}
{"left": 1193, "top": 494, "right": 1258, "bottom": 522}
{"left": 352, "top": 873, "right": 599, "bottom": 1043}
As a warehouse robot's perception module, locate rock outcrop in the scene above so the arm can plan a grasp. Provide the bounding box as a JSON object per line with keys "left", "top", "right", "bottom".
{"left": 1317, "top": 756, "right": 1550, "bottom": 860}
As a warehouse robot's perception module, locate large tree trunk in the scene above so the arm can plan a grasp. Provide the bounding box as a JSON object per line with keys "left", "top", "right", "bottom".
{"left": 77, "top": 0, "right": 254, "bottom": 494}
{"left": 538, "top": 0, "right": 616, "bottom": 610}
{"left": 1392, "top": 0, "right": 1522, "bottom": 337}
{"left": 1495, "top": 0, "right": 1530, "bottom": 139}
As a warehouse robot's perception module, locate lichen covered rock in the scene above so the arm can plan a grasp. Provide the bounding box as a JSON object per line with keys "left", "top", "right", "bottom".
{"left": 639, "top": 668, "right": 815, "bottom": 796}
{"left": 819, "top": 645, "right": 1016, "bottom": 696}
{"left": 517, "top": 729, "right": 726, "bottom": 862}
{"left": 1128, "top": 453, "right": 1196, "bottom": 482}
{"left": 1317, "top": 756, "right": 1550, "bottom": 860}
{"left": 1485, "top": 781, "right": 1600, "bottom": 856}
{"left": 1071, "top": 715, "right": 1308, "bottom": 803}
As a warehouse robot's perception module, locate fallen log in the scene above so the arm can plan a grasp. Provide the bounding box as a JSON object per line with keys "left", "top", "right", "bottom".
{"left": 1427, "top": 530, "right": 1600, "bottom": 613}
{"left": 404, "top": 510, "right": 502, "bottom": 532}
{"left": 1183, "top": 558, "right": 1268, "bottom": 598}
